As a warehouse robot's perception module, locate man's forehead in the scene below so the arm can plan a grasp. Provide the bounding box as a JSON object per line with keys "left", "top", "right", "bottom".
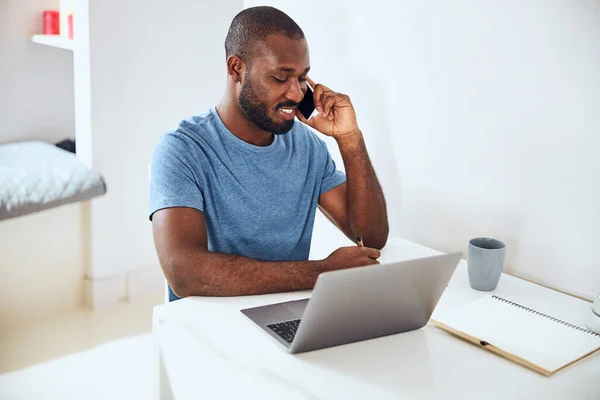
{"left": 254, "top": 34, "right": 310, "bottom": 72}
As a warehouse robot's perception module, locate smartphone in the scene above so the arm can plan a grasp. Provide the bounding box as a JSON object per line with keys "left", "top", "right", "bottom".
{"left": 298, "top": 83, "right": 316, "bottom": 119}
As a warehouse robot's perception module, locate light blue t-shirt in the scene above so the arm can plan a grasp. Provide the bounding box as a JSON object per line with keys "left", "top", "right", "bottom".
{"left": 149, "top": 107, "right": 346, "bottom": 301}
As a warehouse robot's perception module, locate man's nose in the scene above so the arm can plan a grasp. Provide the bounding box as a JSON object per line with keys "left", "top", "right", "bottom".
{"left": 285, "top": 80, "right": 304, "bottom": 104}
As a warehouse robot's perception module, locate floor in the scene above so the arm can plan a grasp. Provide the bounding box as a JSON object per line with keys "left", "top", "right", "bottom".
{"left": 0, "top": 291, "right": 164, "bottom": 374}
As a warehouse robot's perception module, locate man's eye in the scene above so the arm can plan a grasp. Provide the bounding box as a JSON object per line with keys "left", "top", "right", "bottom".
{"left": 299, "top": 77, "right": 307, "bottom": 82}
{"left": 273, "top": 77, "right": 287, "bottom": 83}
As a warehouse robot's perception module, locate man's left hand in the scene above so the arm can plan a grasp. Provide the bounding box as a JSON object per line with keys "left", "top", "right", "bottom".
{"left": 295, "top": 77, "right": 360, "bottom": 140}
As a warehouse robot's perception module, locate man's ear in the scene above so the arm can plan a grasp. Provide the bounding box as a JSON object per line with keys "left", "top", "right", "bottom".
{"left": 226, "top": 55, "right": 245, "bottom": 83}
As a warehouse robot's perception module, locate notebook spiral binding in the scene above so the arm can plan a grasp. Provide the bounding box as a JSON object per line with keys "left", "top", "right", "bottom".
{"left": 492, "top": 295, "right": 600, "bottom": 338}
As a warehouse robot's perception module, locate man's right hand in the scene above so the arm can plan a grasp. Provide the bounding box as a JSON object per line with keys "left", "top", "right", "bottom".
{"left": 153, "top": 207, "right": 383, "bottom": 297}
{"left": 321, "top": 246, "right": 381, "bottom": 272}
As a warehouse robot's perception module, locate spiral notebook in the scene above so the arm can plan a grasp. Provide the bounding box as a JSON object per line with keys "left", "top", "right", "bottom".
{"left": 431, "top": 294, "right": 600, "bottom": 376}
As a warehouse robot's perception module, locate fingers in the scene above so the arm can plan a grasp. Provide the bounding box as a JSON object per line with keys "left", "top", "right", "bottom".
{"left": 321, "top": 93, "right": 337, "bottom": 119}
{"left": 305, "top": 76, "right": 353, "bottom": 122}
{"left": 312, "top": 84, "right": 325, "bottom": 113}
{"left": 354, "top": 246, "right": 381, "bottom": 260}
{"left": 349, "top": 245, "right": 381, "bottom": 260}
{"left": 364, "top": 247, "right": 381, "bottom": 259}
{"left": 307, "top": 77, "right": 331, "bottom": 93}
{"left": 319, "top": 92, "right": 351, "bottom": 119}
{"left": 365, "top": 257, "right": 380, "bottom": 266}
{"left": 307, "top": 76, "right": 332, "bottom": 113}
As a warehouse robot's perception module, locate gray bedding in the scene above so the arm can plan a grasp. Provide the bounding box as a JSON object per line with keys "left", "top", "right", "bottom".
{"left": 0, "top": 141, "right": 106, "bottom": 220}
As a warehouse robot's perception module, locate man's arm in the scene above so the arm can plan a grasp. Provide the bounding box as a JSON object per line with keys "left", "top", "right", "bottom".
{"left": 319, "top": 132, "right": 389, "bottom": 249}
{"left": 297, "top": 78, "right": 389, "bottom": 249}
{"left": 152, "top": 207, "right": 380, "bottom": 297}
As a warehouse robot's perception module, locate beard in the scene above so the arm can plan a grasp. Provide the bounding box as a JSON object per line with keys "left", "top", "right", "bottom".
{"left": 238, "top": 75, "right": 295, "bottom": 135}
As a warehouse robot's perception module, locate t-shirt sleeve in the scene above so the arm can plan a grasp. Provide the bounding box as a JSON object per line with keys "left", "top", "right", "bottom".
{"left": 148, "top": 133, "right": 205, "bottom": 220}
{"left": 319, "top": 141, "right": 346, "bottom": 195}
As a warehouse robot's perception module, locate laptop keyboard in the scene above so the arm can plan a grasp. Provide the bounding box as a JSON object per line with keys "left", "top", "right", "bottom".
{"left": 266, "top": 319, "right": 301, "bottom": 343}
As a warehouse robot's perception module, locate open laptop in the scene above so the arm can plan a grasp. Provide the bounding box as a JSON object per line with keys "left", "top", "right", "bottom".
{"left": 241, "top": 252, "right": 462, "bottom": 353}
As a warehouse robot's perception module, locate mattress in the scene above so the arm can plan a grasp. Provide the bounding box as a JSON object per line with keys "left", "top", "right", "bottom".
{"left": 0, "top": 141, "right": 106, "bottom": 220}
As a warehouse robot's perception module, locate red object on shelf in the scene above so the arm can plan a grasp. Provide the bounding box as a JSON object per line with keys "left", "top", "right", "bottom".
{"left": 43, "top": 10, "right": 60, "bottom": 35}
{"left": 68, "top": 14, "right": 73, "bottom": 39}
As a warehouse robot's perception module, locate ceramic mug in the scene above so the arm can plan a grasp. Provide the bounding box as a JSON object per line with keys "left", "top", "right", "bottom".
{"left": 468, "top": 237, "right": 505, "bottom": 291}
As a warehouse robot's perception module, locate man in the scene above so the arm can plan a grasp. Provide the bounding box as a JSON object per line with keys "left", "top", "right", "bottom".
{"left": 149, "top": 6, "right": 388, "bottom": 301}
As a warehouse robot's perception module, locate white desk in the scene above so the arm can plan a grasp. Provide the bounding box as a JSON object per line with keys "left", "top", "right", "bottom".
{"left": 153, "top": 238, "right": 600, "bottom": 400}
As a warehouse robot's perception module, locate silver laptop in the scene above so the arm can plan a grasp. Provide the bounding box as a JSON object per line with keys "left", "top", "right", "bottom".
{"left": 241, "top": 252, "right": 462, "bottom": 353}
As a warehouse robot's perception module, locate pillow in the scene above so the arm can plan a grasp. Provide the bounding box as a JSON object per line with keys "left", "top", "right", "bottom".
{"left": 0, "top": 141, "right": 106, "bottom": 220}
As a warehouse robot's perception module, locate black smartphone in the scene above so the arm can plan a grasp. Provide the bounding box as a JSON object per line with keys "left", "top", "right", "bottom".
{"left": 298, "top": 83, "right": 315, "bottom": 119}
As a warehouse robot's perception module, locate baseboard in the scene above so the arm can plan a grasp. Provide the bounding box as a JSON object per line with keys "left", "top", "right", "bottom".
{"left": 83, "top": 274, "right": 127, "bottom": 309}
{"left": 84, "top": 266, "right": 165, "bottom": 309}
{"left": 128, "top": 266, "right": 166, "bottom": 299}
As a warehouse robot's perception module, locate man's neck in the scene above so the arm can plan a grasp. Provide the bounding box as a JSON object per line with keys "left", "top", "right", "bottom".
{"left": 216, "top": 95, "right": 274, "bottom": 147}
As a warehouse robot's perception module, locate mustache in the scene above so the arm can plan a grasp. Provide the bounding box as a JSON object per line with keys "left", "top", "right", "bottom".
{"left": 275, "top": 101, "right": 299, "bottom": 109}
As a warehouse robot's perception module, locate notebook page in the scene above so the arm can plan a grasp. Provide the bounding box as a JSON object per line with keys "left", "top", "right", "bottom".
{"left": 436, "top": 295, "right": 600, "bottom": 373}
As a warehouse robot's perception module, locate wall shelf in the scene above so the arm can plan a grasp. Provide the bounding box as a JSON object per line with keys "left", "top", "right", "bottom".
{"left": 31, "top": 34, "right": 73, "bottom": 51}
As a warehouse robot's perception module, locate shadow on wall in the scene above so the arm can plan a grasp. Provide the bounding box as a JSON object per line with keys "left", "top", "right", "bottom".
{"left": 400, "top": 194, "right": 525, "bottom": 274}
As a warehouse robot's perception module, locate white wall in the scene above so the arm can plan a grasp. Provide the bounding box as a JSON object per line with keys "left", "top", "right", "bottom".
{"left": 247, "top": 0, "right": 600, "bottom": 300}
{"left": 0, "top": 1, "right": 84, "bottom": 324}
{"left": 79, "top": 0, "right": 243, "bottom": 302}
{"left": 0, "top": 0, "right": 75, "bottom": 144}
{"left": 0, "top": 203, "right": 87, "bottom": 326}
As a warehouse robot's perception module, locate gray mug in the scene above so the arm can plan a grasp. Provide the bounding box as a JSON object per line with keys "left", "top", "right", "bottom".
{"left": 468, "top": 238, "right": 505, "bottom": 291}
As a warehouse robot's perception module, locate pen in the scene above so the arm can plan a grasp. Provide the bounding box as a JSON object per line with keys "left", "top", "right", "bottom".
{"left": 356, "top": 236, "right": 364, "bottom": 247}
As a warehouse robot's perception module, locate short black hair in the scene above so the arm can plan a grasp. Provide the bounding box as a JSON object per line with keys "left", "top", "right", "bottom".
{"left": 225, "top": 6, "right": 305, "bottom": 65}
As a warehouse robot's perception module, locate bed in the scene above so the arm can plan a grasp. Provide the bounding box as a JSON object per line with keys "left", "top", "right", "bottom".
{"left": 0, "top": 141, "right": 106, "bottom": 220}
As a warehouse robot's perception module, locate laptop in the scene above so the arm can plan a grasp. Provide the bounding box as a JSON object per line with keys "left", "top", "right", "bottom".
{"left": 241, "top": 252, "right": 462, "bottom": 353}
